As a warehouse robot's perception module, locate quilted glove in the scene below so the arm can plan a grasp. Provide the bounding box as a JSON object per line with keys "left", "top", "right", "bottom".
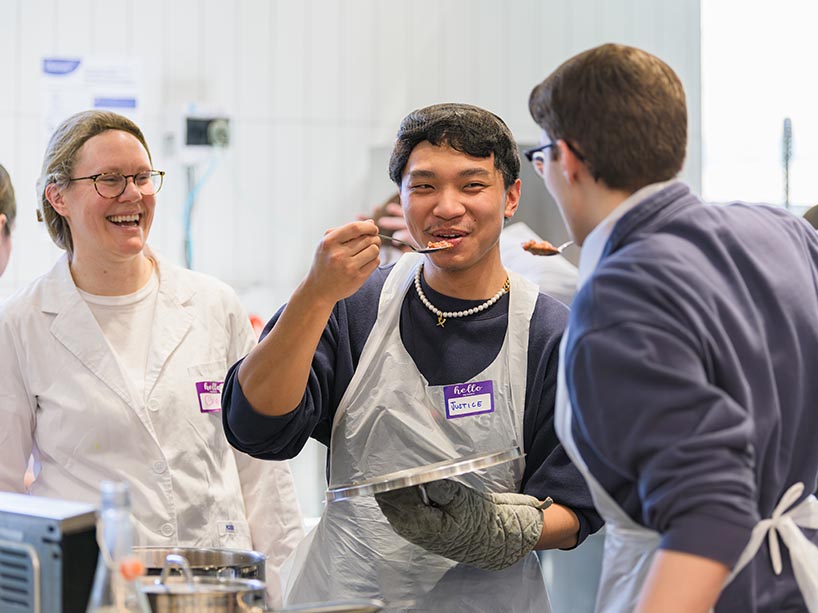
{"left": 375, "top": 479, "right": 552, "bottom": 571}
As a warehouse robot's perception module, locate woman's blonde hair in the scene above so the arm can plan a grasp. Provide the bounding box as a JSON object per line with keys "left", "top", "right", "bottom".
{"left": 37, "top": 110, "right": 151, "bottom": 255}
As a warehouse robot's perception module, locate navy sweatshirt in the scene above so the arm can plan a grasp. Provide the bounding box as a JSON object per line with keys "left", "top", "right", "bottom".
{"left": 566, "top": 183, "right": 818, "bottom": 611}
{"left": 223, "top": 266, "right": 603, "bottom": 545}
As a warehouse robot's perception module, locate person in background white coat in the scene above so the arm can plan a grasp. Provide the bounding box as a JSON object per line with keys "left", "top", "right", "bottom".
{"left": 0, "top": 110, "right": 304, "bottom": 609}
{"left": 0, "top": 163, "right": 15, "bottom": 277}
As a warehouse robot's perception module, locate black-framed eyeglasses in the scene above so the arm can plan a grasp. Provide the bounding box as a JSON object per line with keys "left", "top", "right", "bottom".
{"left": 524, "top": 144, "right": 555, "bottom": 177}
{"left": 68, "top": 170, "right": 166, "bottom": 199}
{"left": 524, "top": 141, "right": 588, "bottom": 178}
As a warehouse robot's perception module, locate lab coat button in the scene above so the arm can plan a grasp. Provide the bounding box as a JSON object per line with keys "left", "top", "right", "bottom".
{"left": 148, "top": 399, "right": 160, "bottom": 412}
{"left": 152, "top": 461, "right": 167, "bottom": 474}
{"left": 160, "top": 523, "right": 175, "bottom": 537}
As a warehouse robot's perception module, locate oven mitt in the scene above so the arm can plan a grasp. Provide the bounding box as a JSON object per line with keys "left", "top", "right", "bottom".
{"left": 375, "top": 478, "right": 552, "bottom": 571}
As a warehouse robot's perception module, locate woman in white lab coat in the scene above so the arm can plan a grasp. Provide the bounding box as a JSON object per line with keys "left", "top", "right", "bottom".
{"left": 0, "top": 110, "right": 303, "bottom": 609}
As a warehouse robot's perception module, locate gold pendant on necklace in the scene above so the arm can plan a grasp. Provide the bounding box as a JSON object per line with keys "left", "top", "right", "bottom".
{"left": 437, "top": 314, "right": 446, "bottom": 327}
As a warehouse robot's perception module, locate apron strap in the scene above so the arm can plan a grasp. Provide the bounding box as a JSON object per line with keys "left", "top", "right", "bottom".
{"left": 725, "top": 482, "right": 818, "bottom": 610}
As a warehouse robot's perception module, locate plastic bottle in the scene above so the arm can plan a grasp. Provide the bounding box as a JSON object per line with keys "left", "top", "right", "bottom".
{"left": 86, "top": 480, "right": 151, "bottom": 613}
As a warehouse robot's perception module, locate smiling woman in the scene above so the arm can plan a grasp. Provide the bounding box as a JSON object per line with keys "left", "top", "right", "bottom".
{"left": 0, "top": 110, "right": 305, "bottom": 608}
{"left": 37, "top": 113, "right": 150, "bottom": 256}
{"left": 43, "top": 128, "right": 159, "bottom": 294}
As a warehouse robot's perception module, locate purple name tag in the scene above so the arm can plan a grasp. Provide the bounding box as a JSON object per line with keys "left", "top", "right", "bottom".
{"left": 443, "top": 380, "right": 494, "bottom": 419}
{"left": 196, "top": 380, "right": 223, "bottom": 413}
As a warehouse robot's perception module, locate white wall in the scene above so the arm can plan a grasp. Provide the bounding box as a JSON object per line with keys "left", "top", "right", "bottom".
{"left": 701, "top": 0, "right": 818, "bottom": 208}
{"left": 0, "top": 0, "right": 701, "bottom": 516}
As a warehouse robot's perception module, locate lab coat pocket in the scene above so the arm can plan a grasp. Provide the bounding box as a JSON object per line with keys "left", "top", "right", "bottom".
{"left": 183, "top": 360, "right": 231, "bottom": 455}
{"left": 187, "top": 360, "right": 227, "bottom": 414}
{"left": 217, "top": 519, "right": 252, "bottom": 551}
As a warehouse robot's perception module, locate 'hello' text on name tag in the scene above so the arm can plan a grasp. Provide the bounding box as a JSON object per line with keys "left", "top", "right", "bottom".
{"left": 443, "top": 380, "right": 495, "bottom": 419}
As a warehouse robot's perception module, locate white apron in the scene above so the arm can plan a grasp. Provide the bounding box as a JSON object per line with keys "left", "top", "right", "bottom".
{"left": 283, "top": 253, "right": 551, "bottom": 612}
{"left": 555, "top": 332, "right": 818, "bottom": 612}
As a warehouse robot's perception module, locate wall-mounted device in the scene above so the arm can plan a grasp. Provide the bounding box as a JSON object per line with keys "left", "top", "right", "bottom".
{"left": 169, "top": 104, "right": 232, "bottom": 165}
{"left": 0, "top": 492, "right": 98, "bottom": 613}
{"left": 185, "top": 116, "right": 230, "bottom": 147}
{"left": 177, "top": 105, "right": 232, "bottom": 269}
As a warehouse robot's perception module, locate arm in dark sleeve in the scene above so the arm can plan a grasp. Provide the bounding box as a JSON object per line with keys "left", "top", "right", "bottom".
{"left": 521, "top": 295, "right": 604, "bottom": 547}
{"left": 222, "top": 268, "right": 388, "bottom": 461}
{"left": 222, "top": 305, "right": 338, "bottom": 459}
{"left": 568, "top": 320, "right": 757, "bottom": 566}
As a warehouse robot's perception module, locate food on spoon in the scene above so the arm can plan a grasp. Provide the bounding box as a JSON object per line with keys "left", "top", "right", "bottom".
{"left": 426, "top": 239, "right": 454, "bottom": 250}
{"left": 521, "top": 239, "right": 560, "bottom": 256}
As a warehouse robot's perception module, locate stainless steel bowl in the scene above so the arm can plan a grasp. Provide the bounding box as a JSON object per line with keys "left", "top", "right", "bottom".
{"left": 141, "top": 576, "right": 268, "bottom": 612}
{"left": 269, "top": 600, "right": 384, "bottom": 613}
{"left": 134, "top": 546, "right": 266, "bottom": 581}
{"left": 140, "top": 553, "right": 267, "bottom": 612}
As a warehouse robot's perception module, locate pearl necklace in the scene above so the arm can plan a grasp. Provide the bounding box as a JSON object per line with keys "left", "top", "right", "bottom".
{"left": 414, "top": 263, "right": 510, "bottom": 328}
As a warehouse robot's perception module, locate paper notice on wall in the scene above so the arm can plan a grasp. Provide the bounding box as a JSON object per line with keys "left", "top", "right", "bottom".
{"left": 40, "top": 56, "right": 143, "bottom": 142}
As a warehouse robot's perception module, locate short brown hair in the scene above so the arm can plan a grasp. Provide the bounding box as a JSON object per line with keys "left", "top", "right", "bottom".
{"left": 0, "top": 164, "right": 15, "bottom": 237}
{"left": 529, "top": 43, "right": 687, "bottom": 192}
{"left": 388, "top": 103, "right": 520, "bottom": 190}
{"left": 37, "top": 110, "right": 151, "bottom": 255}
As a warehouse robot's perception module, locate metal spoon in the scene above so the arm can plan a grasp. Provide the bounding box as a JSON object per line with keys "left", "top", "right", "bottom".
{"left": 549, "top": 240, "right": 574, "bottom": 255}
{"left": 378, "top": 234, "right": 453, "bottom": 254}
{"left": 524, "top": 240, "right": 574, "bottom": 256}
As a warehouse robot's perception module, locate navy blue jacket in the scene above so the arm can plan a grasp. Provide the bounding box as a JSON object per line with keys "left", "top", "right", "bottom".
{"left": 566, "top": 183, "right": 818, "bottom": 611}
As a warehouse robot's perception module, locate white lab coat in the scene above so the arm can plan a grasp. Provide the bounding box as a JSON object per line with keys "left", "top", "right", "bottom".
{"left": 0, "top": 252, "right": 304, "bottom": 608}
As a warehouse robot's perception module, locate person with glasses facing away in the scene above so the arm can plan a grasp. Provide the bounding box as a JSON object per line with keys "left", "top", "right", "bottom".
{"left": 0, "top": 110, "right": 304, "bottom": 609}
{"left": 528, "top": 44, "right": 818, "bottom": 612}
{"left": 0, "top": 163, "right": 15, "bottom": 277}
{"left": 222, "top": 103, "right": 602, "bottom": 611}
